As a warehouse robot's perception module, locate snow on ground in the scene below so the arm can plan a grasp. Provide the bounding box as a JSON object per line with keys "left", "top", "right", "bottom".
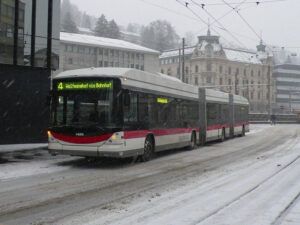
{"left": 0, "top": 143, "right": 47, "bottom": 153}
{"left": 0, "top": 159, "right": 71, "bottom": 181}
{"left": 55, "top": 125, "right": 300, "bottom": 225}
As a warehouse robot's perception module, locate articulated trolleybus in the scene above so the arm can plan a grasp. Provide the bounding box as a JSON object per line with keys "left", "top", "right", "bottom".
{"left": 48, "top": 68, "right": 249, "bottom": 161}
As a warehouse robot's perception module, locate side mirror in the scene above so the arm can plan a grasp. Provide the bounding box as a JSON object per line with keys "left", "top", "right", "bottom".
{"left": 46, "top": 91, "right": 52, "bottom": 106}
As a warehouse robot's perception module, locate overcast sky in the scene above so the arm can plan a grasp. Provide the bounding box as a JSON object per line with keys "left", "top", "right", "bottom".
{"left": 69, "top": 0, "right": 300, "bottom": 52}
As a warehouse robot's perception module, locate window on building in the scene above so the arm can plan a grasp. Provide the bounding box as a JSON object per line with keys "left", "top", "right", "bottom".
{"left": 251, "top": 70, "right": 254, "bottom": 76}
{"left": 228, "top": 79, "right": 231, "bottom": 85}
{"left": 195, "top": 65, "right": 199, "bottom": 73}
{"left": 115, "top": 50, "right": 119, "bottom": 57}
{"left": 110, "top": 50, "right": 114, "bottom": 57}
{"left": 131, "top": 53, "right": 135, "bottom": 59}
{"left": 258, "top": 92, "right": 260, "bottom": 100}
{"left": 131, "top": 64, "right": 134, "bottom": 68}
{"left": 68, "top": 58, "right": 73, "bottom": 64}
{"left": 104, "top": 61, "right": 108, "bottom": 67}
{"left": 99, "top": 60, "right": 103, "bottom": 67}
{"left": 73, "top": 45, "right": 78, "bottom": 53}
{"left": 161, "top": 69, "right": 164, "bottom": 74}
{"left": 141, "top": 65, "right": 144, "bottom": 71}
{"left": 99, "top": 48, "right": 103, "bottom": 55}
{"left": 109, "top": 62, "right": 114, "bottom": 67}
{"left": 195, "top": 77, "right": 198, "bottom": 85}
{"left": 67, "top": 45, "right": 73, "bottom": 52}
{"left": 207, "top": 63, "right": 211, "bottom": 72}
{"left": 167, "top": 68, "right": 172, "bottom": 75}
{"left": 258, "top": 70, "right": 261, "bottom": 77}
{"left": 236, "top": 68, "right": 239, "bottom": 75}
{"left": 135, "top": 64, "right": 139, "bottom": 69}
{"left": 219, "top": 77, "right": 223, "bottom": 85}
{"left": 136, "top": 53, "right": 139, "bottom": 59}
{"left": 219, "top": 65, "right": 223, "bottom": 73}
{"left": 251, "top": 92, "right": 254, "bottom": 99}
{"left": 104, "top": 49, "right": 108, "bottom": 56}
{"left": 228, "top": 66, "right": 231, "bottom": 75}
{"left": 207, "top": 77, "right": 211, "bottom": 83}
{"left": 185, "top": 66, "right": 189, "bottom": 75}
{"left": 244, "top": 68, "right": 247, "bottom": 76}
{"left": 78, "top": 46, "right": 84, "bottom": 53}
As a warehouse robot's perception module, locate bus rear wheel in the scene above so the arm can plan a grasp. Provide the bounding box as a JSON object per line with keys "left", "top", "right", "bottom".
{"left": 141, "top": 136, "right": 154, "bottom": 162}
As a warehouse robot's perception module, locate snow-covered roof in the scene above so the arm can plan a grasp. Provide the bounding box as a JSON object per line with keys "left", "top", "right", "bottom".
{"left": 159, "top": 47, "right": 195, "bottom": 58}
{"left": 60, "top": 32, "right": 159, "bottom": 54}
{"left": 224, "top": 48, "right": 262, "bottom": 65}
{"left": 159, "top": 45, "right": 262, "bottom": 64}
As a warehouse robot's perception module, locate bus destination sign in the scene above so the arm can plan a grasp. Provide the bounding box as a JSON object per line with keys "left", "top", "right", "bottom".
{"left": 57, "top": 81, "right": 113, "bottom": 91}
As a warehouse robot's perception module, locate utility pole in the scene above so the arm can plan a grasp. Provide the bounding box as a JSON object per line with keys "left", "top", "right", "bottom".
{"left": 179, "top": 48, "right": 181, "bottom": 80}
{"left": 182, "top": 38, "right": 185, "bottom": 82}
{"left": 267, "top": 64, "right": 271, "bottom": 117}
{"left": 235, "top": 70, "right": 238, "bottom": 95}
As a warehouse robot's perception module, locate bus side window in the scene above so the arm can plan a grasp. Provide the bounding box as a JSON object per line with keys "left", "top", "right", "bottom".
{"left": 124, "top": 92, "right": 138, "bottom": 123}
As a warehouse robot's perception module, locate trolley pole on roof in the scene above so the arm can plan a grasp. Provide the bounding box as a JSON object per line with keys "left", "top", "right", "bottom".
{"left": 182, "top": 38, "right": 185, "bottom": 82}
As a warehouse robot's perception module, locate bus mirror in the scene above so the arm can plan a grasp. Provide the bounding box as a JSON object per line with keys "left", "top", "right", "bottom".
{"left": 46, "top": 91, "right": 52, "bottom": 106}
{"left": 124, "top": 92, "right": 131, "bottom": 107}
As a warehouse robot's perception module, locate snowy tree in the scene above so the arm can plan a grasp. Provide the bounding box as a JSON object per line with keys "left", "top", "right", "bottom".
{"left": 62, "top": 12, "right": 78, "bottom": 33}
{"left": 184, "top": 31, "right": 197, "bottom": 46}
{"left": 81, "top": 12, "right": 91, "bottom": 29}
{"left": 94, "top": 14, "right": 109, "bottom": 37}
{"left": 141, "top": 20, "right": 180, "bottom": 51}
{"left": 127, "top": 23, "right": 142, "bottom": 34}
{"left": 108, "top": 20, "right": 120, "bottom": 39}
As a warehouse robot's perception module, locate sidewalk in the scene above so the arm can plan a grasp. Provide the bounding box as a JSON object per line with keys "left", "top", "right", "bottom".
{"left": 0, "top": 143, "right": 48, "bottom": 154}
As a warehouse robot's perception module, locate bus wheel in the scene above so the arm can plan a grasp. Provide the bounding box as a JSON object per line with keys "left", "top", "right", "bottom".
{"left": 188, "top": 132, "right": 196, "bottom": 150}
{"left": 220, "top": 128, "right": 225, "bottom": 142}
{"left": 141, "top": 136, "right": 154, "bottom": 162}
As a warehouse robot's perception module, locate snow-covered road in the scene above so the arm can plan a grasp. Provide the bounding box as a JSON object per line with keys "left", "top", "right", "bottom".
{"left": 0, "top": 124, "right": 299, "bottom": 225}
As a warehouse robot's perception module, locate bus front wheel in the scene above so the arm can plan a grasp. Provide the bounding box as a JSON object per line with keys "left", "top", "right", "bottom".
{"left": 141, "top": 136, "right": 154, "bottom": 162}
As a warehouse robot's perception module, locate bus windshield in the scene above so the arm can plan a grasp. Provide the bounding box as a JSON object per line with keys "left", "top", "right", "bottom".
{"left": 52, "top": 89, "right": 121, "bottom": 128}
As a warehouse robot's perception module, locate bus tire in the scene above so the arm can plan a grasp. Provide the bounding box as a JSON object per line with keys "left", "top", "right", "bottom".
{"left": 188, "top": 131, "right": 196, "bottom": 150}
{"left": 141, "top": 135, "right": 154, "bottom": 162}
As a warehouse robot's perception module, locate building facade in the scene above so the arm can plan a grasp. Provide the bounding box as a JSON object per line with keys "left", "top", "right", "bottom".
{"left": 160, "top": 31, "right": 275, "bottom": 113}
{"left": 57, "top": 32, "right": 159, "bottom": 75}
{"left": 0, "top": 0, "right": 60, "bottom": 144}
{"left": 273, "top": 64, "right": 300, "bottom": 113}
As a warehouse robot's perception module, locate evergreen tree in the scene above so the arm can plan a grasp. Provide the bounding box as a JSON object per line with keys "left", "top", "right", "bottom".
{"left": 141, "top": 20, "right": 179, "bottom": 51}
{"left": 62, "top": 12, "right": 78, "bottom": 33}
{"left": 81, "top": 12, "right": 91, "bottom": 29}
{"left": 108, "top": 20, "right": 120, "bottom": 39}
{"left": 94, "top": 14, "right": 109, "bottom": 37}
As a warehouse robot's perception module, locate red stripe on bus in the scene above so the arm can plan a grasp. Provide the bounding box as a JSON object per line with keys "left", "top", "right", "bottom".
{"left": 206, "top": 124, "right": 230, "bottom": 131}
{"left": 51, "top": 132, "right": 112, "bottom": 144}
{"left": 234, "top": 122, "right": 248, "bottom": 127}
{"left": 123, "top": 128, "right": 199, "bottom": 139}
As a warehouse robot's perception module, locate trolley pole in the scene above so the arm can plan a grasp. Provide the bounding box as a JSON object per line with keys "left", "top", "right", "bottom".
{"left": 182, "top": 38, "right": 185, "bottom": 82}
